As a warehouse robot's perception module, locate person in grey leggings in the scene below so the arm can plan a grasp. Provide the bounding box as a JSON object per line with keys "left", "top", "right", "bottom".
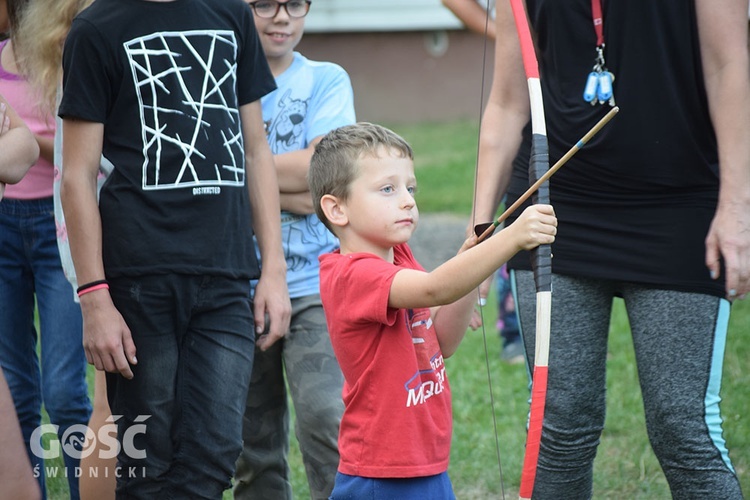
{"left": 513, "top": 271, "right": 743, "bottom": 500}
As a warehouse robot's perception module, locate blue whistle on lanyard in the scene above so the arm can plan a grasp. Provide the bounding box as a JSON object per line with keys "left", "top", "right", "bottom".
{"left": 597, "top": 71, "right": 613, "bottom": 101}
{"left": 583, "top": 72, "right": 599, "bottom": 102}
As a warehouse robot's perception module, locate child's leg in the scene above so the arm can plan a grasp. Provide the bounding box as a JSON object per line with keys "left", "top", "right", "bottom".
{"left": 34, "top": 197, "right": 92, "bottom": 499}
{"left": 284, "top": 294, "right": 344, "bottom": 499}
{"left": 498, "top": 266, "right": 522, "bottom": 363}
{"left": 235, "top": 333, "right": 292, "bottom": 500}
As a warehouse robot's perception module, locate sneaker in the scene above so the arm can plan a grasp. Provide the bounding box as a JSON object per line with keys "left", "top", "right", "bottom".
{"left": 500, "top": 339, "right": 525, "bottom": 365}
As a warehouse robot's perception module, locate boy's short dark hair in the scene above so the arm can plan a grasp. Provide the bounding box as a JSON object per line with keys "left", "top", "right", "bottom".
{"left": 309, "top": 122, "right": 413, "bottom": 233}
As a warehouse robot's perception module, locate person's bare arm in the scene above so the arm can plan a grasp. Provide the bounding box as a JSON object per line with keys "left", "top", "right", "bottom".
{"left": 273, "top": 138, "right": 322, "bottom": 194}
{"left": 0, "top": 98, "right": 39, "bottom": 185}
{"left": 35, "top": 134, "right": 55, "bottom": 165}
{"left": 61, "top": 118, "right": 136, "bottom": 378}
{"left": 241, "top": 101, "right": 291, "bottom": 350}
{"left": 442, "top": 0, "right": 497, "bottom": 40}
{"left": 275, "top": 136, "right": 324, "bottom": 213}
{"left": 280, "top": 191, "right": 315, "bottom": 214}
{"left": 697, "top": 0, "right": 750, "bottom": 299}
{"left": 471, "top": 2, "right": 531, "bottom": 229}
{"left": 466, "top": 2, "right": 533, "bottom": 317}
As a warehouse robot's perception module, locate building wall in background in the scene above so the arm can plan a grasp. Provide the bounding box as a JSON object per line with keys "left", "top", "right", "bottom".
{"left": 299, "top": 1, "right": 494, "bottom": 124}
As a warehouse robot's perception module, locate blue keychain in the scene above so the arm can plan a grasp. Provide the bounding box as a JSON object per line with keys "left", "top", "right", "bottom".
{"left": 597, "top": 71, "right": 613, "bottom": 102}
{"left": 583, "top": 45, "right": 615, "bottom": 106}
{"left": 583, "top": 72, "right": 599, "bottom": 103}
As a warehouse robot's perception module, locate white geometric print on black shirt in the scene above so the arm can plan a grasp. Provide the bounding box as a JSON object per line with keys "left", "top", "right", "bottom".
{"left": 124, "top": 30, "right": 244, "bottom": 191}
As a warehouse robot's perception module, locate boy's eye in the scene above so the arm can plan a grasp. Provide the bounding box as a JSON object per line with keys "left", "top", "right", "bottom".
{"left": 407, "top": 186, "right": 416, "bottom": 195}
{"left": 381, "top": 186, "right": 394, "bottom": 194}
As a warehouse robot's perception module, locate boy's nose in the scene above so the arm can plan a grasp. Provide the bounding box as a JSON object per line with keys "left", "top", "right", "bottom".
{"left": 401, "top": 191, "right": 416, "bottom": 209}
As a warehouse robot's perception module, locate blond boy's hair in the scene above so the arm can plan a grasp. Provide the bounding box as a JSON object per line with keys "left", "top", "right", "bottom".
{"left": 309, "top": 122, "right": 413, "bottom": 233}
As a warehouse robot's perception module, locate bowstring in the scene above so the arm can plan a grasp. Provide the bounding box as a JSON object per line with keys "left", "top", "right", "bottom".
{"left": 472, "top": 1, "right": 507, "bottom": 497}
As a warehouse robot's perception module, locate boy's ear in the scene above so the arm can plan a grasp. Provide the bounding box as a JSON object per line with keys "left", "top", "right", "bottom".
{"left": 320, "top": 194, "right": 348, "bottom": 228}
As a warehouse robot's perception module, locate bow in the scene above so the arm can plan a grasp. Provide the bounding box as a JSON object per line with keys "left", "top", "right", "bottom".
{"left": 471, "top": 3, "right": 618, "bottom": 498}
{"left": 507, "top": 1, "right": 550, "bottom": 498}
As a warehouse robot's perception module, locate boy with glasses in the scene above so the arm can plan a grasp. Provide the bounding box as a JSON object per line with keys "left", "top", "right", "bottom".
{"left": 234, "top": 1, "right": 355, "bottom": 499}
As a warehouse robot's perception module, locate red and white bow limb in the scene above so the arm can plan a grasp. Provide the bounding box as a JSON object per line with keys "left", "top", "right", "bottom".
{"left": 508, "top": 0, "right": 552, "bottom": 499}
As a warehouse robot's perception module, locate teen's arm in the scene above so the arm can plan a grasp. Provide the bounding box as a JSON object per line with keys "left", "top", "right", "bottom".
{"left": 280, "top": 191, "right": 315, "bottom": 214}
{"left": 36, "top": 134, "right": 55, "bottom": 165}
{"left": 275, "top": 136, "right": 324, "bottom": 213}
{"left": 241, "top": 101, "right": 291, "bottom": 350}
{"left": 0, "top": 98, "right": 39, "bottom": 185}
{"left": 698, "top": 0, "right": 750, "bottom": 299}
{"left": 61, "top": 118, "right": 136, "bottom": 379}
{"left": 273, "top": 139, "right": 322, "bottom": 196}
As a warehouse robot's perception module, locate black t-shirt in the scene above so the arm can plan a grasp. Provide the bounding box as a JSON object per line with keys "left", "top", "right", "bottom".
{"left": 59, "top": 0, "right": 276, "bottom": 279}
{"left": 506, "top": 0, "right": 723, "bottom": 297}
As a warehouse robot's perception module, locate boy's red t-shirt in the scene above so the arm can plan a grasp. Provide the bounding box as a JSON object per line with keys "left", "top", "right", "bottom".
{"left": 319, "top": 243, "right": 452, "bottom": 478}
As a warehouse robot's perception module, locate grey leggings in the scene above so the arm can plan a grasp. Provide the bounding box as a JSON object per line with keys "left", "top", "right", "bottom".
{"left": 512, "top": 271, "right": 743, "bottom": 500}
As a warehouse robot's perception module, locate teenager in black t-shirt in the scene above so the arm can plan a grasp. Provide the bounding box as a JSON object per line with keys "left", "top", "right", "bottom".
{"left": 59, "top": 0, "right": 291, "bottom": 496}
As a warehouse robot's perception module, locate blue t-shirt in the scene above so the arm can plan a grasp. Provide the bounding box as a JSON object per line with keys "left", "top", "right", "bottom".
{"left": 258, "top": 52, "right": 355, "bottom": 298}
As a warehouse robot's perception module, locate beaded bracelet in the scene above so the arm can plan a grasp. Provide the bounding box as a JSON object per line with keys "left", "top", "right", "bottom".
{"left": 77, "top": 279, "right": 109, "bottom": 298}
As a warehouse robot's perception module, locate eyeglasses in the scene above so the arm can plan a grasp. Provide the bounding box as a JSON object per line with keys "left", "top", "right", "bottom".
{"left": 248, "top": 0, "right": 311, "bottom": 19}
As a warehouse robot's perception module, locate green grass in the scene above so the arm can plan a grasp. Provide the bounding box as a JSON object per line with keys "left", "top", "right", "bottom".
{"left": 44, "top": 119, "right": 748, "bottom": 499}
{"left": 394, "top": 120, "right": 481, "bottom": 215}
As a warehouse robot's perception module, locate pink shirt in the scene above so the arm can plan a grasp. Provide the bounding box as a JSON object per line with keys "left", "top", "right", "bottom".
{"left": 0, "top": 40, "right": 54, "bottom": 200}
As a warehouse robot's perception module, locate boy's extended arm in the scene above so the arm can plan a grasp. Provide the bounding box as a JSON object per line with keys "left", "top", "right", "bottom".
{"left": 0, "top": 98, "right": 39, "bottom": 185}
{"left": 241, "top": 101, "right": 291, "bottom": 350}
{"left": 697, "top": 0, "right": 750, "bottom": 299}
{"left": 61, "top": 118, "right": 136, "bottom": 379}
{"left": 390, "top": 204, "right": 556, "bottom": 323}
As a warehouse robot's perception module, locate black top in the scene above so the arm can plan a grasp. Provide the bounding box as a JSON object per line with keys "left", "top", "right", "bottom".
{"left": 506, "top": 0, "right": 723, "bottom": 297}
{"left": 60, "top": 0, "right": 276, "bottom": 279}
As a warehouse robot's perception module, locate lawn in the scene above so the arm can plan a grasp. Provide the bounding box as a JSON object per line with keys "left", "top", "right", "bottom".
{"left": 43, "top": 119, "right": 748, "bottom": 499}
